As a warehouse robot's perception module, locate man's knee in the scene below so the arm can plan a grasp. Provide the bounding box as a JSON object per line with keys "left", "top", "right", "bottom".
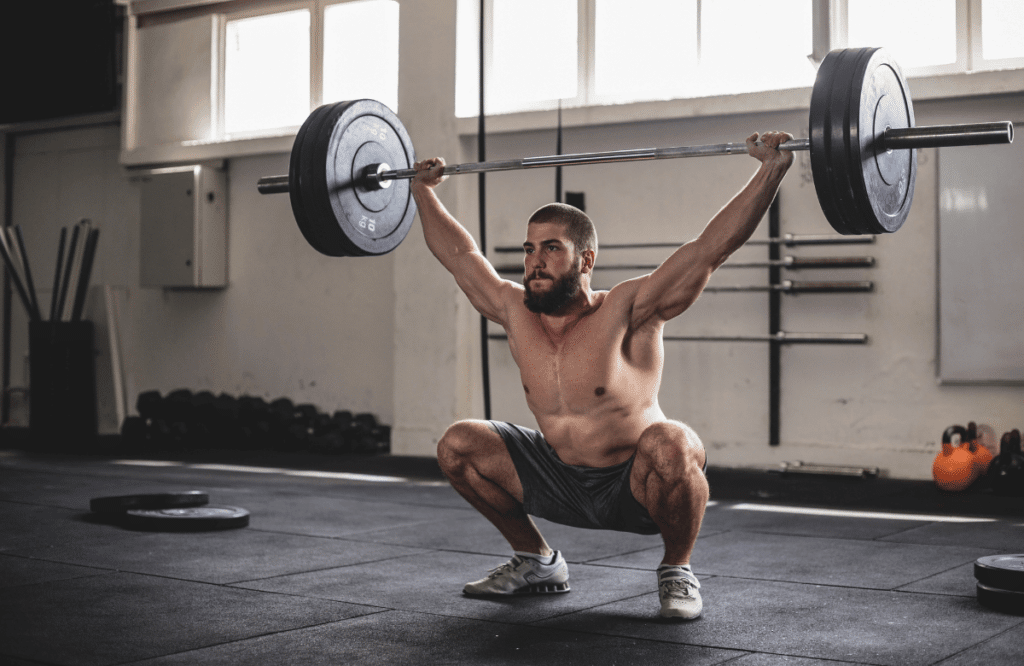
{"left": 437, "top": 420, "right": 495, "bottom": 477}
{"left": 636, "top": 421, "right": 706, "bottom": 475}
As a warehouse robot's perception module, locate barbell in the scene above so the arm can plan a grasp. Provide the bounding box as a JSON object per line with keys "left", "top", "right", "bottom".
{"left": 256, "top": 47, "right": 1013, "bottom": 257}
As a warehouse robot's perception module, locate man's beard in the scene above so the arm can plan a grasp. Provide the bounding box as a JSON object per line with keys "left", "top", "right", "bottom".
{"left": 523, "top": 262, "right": 582, "bottom": 314}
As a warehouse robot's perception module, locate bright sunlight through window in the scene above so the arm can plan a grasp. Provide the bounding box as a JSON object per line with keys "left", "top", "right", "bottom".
{"left": 224, "top": 10, "right": 310, "bottom": 136}
{"left": 982, "top": 0, "right": 1024, "bottom": 60}
{"left": 697, "top": 0, "right": 814, "bottom": 97}
{"left": 491, "top": 0, "right": 577, "bottom": 111}
{"left": 848, "top": 0, "right": 957, "bottom": 69}
{"left": 595, "top": 0, "right": 698, "bottom": 102}
{"left": 324, "top": 0, "right": 400, "bottom": 112}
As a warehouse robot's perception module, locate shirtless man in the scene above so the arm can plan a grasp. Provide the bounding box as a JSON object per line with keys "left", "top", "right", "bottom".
{"left": 411, "top": 130, "right": 794, "bottom": 620}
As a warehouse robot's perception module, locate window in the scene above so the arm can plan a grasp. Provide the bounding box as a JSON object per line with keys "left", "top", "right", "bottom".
{"left": 457, "top": 0, "right": 814, "bottom": 117}
{"left": 324, "top": 0, "right": 400, "bottom": 111}
{"left": 456, "top": 0, "right": 1024, "bottom": 118}
{"left": 594, "top": 0, "right": 697, "bottom": 102}
{"left": 982, "top": 0, "right": 1024, "bottom": 60}
{"left": 847, "top": 0, "right": 957, "bottom": 70}
{"left": 224, "top": 9, "right": 311, "bottom": 136}
{"left": 221, "top": 0, "right": 400, "bottom": 139}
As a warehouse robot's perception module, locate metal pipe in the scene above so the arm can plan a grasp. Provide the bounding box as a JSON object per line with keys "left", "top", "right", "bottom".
{"left": 255, "top": 121, "right": 1013, "bottom": 193}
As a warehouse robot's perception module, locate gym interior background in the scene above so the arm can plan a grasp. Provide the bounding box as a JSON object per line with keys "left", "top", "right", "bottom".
{"left": 3, "top": 2, "right": 1024, "bottom": 665}
{"left": 1, "top": 2, "right": 1023, "bottom": 476}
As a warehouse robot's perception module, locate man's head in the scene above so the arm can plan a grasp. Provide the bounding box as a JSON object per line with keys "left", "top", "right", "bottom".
{"left": 522, "top": 204, "right": 598, "bottom": 315}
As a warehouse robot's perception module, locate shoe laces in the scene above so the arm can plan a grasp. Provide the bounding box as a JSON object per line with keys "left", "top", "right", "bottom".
{"left": 486, "top": 555, "right": 525, "bottom": 580}
{"left": 660, "top": 575, "right": 700, "bottom": 599}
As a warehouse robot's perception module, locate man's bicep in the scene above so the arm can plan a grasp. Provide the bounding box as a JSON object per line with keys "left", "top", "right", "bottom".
{"left": 451, "top": 251, "right": 518, "bottom": 325}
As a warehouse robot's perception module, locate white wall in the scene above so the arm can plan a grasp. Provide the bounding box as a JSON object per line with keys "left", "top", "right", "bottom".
{"left": 3, "top": 0, "right": 1022, "bottom": 478}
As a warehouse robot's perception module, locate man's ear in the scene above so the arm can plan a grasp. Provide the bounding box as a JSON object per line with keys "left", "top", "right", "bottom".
{"left": 580, "top": 249, "right": 596, "bottom": 274}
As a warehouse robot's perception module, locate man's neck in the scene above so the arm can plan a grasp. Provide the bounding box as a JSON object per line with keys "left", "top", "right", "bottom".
{"left": 538, "top": 286, "right": 598, "bottom": 339}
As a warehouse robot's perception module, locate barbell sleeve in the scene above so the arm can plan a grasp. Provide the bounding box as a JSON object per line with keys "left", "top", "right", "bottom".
{"left": 257, "top": 175, "right": 290, "bottom": 195}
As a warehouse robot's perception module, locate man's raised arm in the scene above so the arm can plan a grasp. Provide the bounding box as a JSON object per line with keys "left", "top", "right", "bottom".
{"left": 411, "top": 157, "right": 515, "bottom": 325}
{"left": 629, "top": 131, "right": 795, "bottom": 328}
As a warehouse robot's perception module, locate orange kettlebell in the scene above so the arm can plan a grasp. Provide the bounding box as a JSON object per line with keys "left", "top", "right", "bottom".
{"left": 933, "top": 425, "right": 978, "bottom": 492}
{"left": 967, "top": 422, "right": 995, "bottom": 476}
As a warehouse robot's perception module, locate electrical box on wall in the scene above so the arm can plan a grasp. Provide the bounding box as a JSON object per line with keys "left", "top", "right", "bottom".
{"left": 137, "top": 164, "right": 227, "bottom": 288}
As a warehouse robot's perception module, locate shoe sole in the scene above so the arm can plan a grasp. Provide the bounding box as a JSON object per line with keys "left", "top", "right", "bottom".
{"left": 463, "top": 581, "right": 571, "bottom": 597}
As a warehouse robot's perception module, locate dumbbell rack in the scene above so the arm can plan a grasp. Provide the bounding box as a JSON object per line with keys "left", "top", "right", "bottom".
{"left": 489, "top": 197, "right": 874, "bottom": 448}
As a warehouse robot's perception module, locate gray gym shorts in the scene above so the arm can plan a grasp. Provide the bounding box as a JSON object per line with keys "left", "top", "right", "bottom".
{"left": 489, "top": 421, "right": 707, "bottom": 535}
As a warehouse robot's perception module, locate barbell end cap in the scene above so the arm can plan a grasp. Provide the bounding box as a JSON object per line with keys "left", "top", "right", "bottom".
{"left": 360, "top": 163, "right": 393, "bottom": 191}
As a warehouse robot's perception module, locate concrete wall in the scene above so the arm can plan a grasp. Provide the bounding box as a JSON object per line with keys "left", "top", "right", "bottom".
{"left": 2, "top": 0, "right": 1022, "bottom": 477}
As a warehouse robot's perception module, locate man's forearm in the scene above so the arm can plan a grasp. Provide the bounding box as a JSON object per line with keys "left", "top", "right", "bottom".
{"left": 699, "top": 160, "right": 788, "bottom": 267}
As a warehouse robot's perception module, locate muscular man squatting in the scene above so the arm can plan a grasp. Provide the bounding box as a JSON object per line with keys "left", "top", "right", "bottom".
{"left": 411, "top": 130, "right": 794, "bottom": 620}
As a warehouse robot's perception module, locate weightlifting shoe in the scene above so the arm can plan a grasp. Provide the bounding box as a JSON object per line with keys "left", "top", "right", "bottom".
{"left": 463, "top": 551, "right": 570, "bottom": 596}
{"left": 658, "top": 565, "right": 702, "bottom": 620}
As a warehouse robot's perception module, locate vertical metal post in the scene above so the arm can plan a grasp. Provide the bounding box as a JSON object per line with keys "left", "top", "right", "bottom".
{"left": 768, "top": 196, "right": 781, "bottom": 446}
{"left": 555, "top": 102, "right": 563, "bottom": 203}
{"left": 478, "top": 0, "right": 492, "bottom": 421}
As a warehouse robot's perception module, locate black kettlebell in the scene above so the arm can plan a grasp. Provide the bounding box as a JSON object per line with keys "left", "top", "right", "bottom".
{"left": 987, "top": 429, "right": 1024, "bottom": 496}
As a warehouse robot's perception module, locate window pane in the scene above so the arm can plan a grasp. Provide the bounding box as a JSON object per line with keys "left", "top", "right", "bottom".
{"left": 455, "top": 0, "right": 480, "bottom": 117}
{"left": 324, "top": 0, "right": 400, "bottom": 112}
{"left": 983, "top": 0, "right": 1024, "bottom": 60}
{"left": 595, "top": 0, "right": 697, "bottom": 101}
{"left": 224, "top": 10, "right": 310, "bottom": 135}
{"left": 491, "top": 0, "right": 577, "bottom": 110}
{"left": 848, "top": 0, "right": 956, "bottom": 69}
{"left": 699, "top": 0, "right": 814, "bottom": 97}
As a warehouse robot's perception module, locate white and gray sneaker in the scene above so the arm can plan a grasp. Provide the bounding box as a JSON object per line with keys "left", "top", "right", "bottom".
{"left": 463, "top": 551, "right": 570, "bottom": 596}
{"left": 658, "top": 566, "right": 702, "bottom": 620}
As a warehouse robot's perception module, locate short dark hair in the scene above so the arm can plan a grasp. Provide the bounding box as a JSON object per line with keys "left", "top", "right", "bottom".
{"left": 527, "top": 203, "right": 597, "bottom": 256}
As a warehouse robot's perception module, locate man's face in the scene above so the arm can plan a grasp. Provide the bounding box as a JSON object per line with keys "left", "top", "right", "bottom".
{"left": 522, "top": 222, "right": 583, "bottom": 315}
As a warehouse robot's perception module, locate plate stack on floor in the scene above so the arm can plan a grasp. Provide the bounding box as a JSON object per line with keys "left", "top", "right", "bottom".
{"left": 89, "top": 491, "right": 250, "bottom": 531}
{"left": 975, "top": 554, "right": 1024, "bottom": 615}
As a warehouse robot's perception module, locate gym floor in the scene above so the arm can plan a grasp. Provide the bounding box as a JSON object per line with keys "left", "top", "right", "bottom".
{"left": 1, "top": 447, "right": 1022, "bottom": 666}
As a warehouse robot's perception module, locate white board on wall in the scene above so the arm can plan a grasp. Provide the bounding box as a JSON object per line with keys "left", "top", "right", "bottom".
{"left": 937, "top": 136, "right": 1024, "bottom": 383}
